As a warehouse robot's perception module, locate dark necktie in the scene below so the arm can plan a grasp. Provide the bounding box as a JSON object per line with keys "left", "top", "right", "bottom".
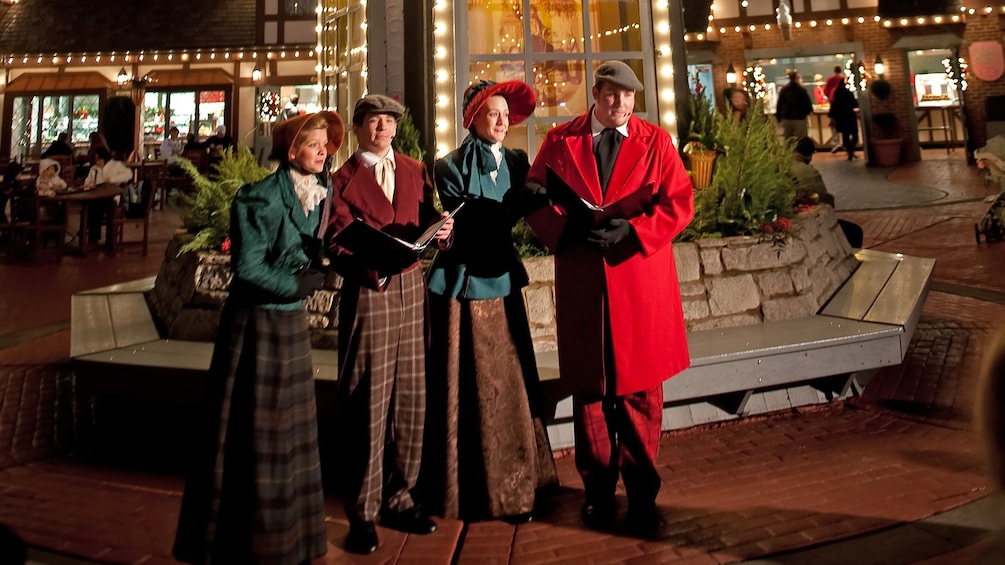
{"left": 594, "top": 128, "right": 622, "bottom": 192}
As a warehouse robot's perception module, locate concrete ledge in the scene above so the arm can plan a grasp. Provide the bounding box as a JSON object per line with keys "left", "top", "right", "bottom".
{"left": 68, "top": 250, "right": 935, "bottom": 451}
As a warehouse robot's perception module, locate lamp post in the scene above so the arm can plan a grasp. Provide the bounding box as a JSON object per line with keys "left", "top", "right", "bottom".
{"left": 874, "top": 55, "right": 886, "bottom": 79}
{"left": 725, "top": 63, "right": 738, "bottom": 86}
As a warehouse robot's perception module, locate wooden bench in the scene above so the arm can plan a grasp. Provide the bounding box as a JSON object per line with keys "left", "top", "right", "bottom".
{"left": 69, "top": 249, "right": 934, "bottom": 450}
{"left": 536, "top": 249, "right": 935, "bottom": 449}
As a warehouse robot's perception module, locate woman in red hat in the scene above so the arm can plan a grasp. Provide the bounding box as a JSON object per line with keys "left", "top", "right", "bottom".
{"left": 173, "top": 111, "right": 343, "bottom": 564}
{"left": 421, "top": 80, "right": 558, "bottom": 523}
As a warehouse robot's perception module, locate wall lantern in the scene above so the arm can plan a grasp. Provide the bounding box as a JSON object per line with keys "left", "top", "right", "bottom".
{"left": 725, "top": 63, "right": 738, "bottom": 85}
{"left": 116, "top": 67, "right": 128, "bottom": 86}
{"left": 874, "top": 55, "right": 886, "bottom": 78}
{"left": 252, "top": 66, "right": 263, "bottom": 83}
{"left": 776, "top": 0, "right": 793, "bottom": 41}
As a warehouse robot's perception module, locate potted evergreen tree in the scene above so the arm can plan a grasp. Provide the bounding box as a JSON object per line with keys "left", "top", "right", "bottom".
{"left": 870, "top": 112, "right": 903, "bottom": 167}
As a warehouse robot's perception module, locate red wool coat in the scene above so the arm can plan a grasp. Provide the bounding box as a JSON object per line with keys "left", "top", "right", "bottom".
{"left": 526, "top": 111, "right": 695, "bottom": 397}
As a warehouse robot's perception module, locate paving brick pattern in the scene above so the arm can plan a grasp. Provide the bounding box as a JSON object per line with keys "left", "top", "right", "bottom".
{"left": 1, "top": 155, "right": 1003, "bottom": 564}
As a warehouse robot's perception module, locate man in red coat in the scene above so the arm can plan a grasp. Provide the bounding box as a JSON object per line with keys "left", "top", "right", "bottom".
{"left": 523, "top": 61, "right": 694, "bottom": 537}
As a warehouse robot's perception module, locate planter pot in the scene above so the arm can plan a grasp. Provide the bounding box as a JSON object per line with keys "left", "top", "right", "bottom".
{"left": 687, "top": 150, "right": 716, "bottom": 189}
{"left": 870, "top": 137, "right": 902, "bottom": 167}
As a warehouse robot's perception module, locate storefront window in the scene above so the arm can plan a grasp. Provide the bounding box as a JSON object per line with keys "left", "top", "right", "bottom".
{"left": 140, "top": 89, "right": 231, "bottom": 157}
{"left": 9, "top": 92, "right": 103, "bottom": 160}
{"left": 461, "top": 0, "right": 653, "bottom": 156}
{"left": 687, "top": 63, "right": 716, "bottom": 109}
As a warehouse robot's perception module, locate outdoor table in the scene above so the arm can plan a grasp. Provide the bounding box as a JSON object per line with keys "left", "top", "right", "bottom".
{"left": 48, "top": 183, "right": 122, "bottom": 256}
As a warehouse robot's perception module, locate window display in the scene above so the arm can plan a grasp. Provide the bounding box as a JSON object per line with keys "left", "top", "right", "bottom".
{"left": 9, "top": 93, "right": 103, "bottom": 160}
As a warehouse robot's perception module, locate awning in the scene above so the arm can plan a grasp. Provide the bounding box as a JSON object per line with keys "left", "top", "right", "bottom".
{"left": 892, "top": 34, "right": 964, "bottom": 50}
{"left": 144, "top": 69, "right": 233, "bottom": 87}
{"left": 5, "top": 71, "right": 115, "bottom": 93}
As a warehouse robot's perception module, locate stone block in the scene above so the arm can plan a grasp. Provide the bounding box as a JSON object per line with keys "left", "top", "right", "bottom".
{"left": 673, "top": 242, "right": 700, "bottom": 282}
{"left": 808, "top": 266, "right": 837, "bottom": 303}
{"left": 796, "top": 212, "right": 821, "bottom": 242}
{"left": 522, "top": 256, "right": 555, "bottom": 284}
{"left": 169, "top": 308, "right": 222, "bottom": 341}
{"left": 682, "top": 298, "right": 710, "bottom": 321}
{"left": 816, "top": 227, "right": 840, "bottom": 260}
{"left": 689, "top": 312, "right": 762, "bottom": 331}
{"left": 700, "top": 247, "right": 724, "bottom": 275}
{"left": 678, "top": 280, "right": 707, "bottom": 298}
{"left": 190, "top": 289, "right": 228, "bottom": 308}
{"left": 304, "top": 290, "right": 337, "bottom": 315}
{"left": 195, "top": 263, "right": 233, "bottom": 292}
{"left": 756, "top": 271, "right": 794, "bottom": 298}
{"left": 523, "top": 286, "right": 555, "bottom": 326}
{"left": 721, "top": 239, "right": 807, "bottom": 271}
{"left": 762, "top": 294, "right": 819, "bottom": 321}
{"left": 707, "top": 274, "right": 760, "bottom": 316}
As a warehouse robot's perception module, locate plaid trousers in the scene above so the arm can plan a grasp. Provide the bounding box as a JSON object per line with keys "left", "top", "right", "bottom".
{"left": 573, "top": 384, "right": 663, "bottom": 508}
{"left": 339, "top": 266, "right": 426, "bottom": 523}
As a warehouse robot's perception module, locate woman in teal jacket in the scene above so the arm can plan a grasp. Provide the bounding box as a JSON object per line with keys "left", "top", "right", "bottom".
{"left": 174, "top": 111, "right": 343, "bottom": 565}
{"left": 421, "top": 81, "right": 558, "bottom": 523}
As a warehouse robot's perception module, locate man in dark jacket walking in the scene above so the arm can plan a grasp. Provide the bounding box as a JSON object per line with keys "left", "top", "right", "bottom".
{"left": 775, "top": 71, "right": 813, "bottom": 140}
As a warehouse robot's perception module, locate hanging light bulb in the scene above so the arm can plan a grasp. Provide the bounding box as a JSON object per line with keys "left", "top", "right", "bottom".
{"left": 776, "top": 0, "right": 793, "bottom": 41}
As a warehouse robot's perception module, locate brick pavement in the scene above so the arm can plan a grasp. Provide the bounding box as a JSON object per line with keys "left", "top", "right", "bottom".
{"left": 1, "top": 155, "right": 1004, "bottom": 564}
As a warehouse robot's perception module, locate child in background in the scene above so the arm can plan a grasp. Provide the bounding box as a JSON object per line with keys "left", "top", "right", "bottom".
{"left": 35, "top": 158, "right": 67, "bottom": 224}
{"left": 35, "top": 158, "right": 67, "bottom": 197}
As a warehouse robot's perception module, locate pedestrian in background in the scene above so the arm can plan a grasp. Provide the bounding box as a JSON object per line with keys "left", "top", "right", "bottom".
{"left": 421, "top": 80, "right": 558, "bottom": 523}
{"left": 827, "top": 80, "right": 860, "bottom": 160}
{"left": 775, "top": 71, "right": 813, "bottom": 140}
{"left": 173, "top": 111, "right": 342, "bottom": 565}
{"left": 521, "top": 61, "right": 694, "bottom": 538}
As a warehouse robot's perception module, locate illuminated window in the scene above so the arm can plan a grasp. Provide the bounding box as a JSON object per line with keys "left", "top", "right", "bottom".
{"left": 461, "top": 0, "right": 655, "bottom": 157}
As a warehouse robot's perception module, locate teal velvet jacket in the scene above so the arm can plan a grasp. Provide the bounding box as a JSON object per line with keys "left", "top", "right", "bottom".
{"left": 227, "top": 166, "right": 324, "bottom": 310}
{"left": 427, "top": 137, "right": 529, "bottom": 299}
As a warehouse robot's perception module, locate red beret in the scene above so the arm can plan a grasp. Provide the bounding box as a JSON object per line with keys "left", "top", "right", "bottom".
{"left": 461, "top": 81, "right": 536, "bottom": 129}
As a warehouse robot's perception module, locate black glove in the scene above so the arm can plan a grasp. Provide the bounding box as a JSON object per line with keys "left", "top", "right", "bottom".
{"left": 505, "top": 181, "right": 552, "bottom": 220}
{"left": 295, "top": 268, "right": 325, "bottom": 298}
{"left": 585, "top": 218, "right": 632, "bottom": 250}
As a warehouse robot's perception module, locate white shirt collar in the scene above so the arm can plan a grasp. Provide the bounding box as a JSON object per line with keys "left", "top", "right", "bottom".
{"left": 357, "top": 147, "right": 396, "bottom": 169}
{"left": 590, "top": 110, "right": 630, "bottom": 138}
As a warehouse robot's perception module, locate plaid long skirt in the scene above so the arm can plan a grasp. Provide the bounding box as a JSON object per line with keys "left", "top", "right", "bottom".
{"left": 338, "top": 266, "right": 426, "bottom": 523}
{"left": 420, "top": 293, "right": 559, "bottom": 521}
{"left": 173, "top": 304, "right": 327, "bottom": 565}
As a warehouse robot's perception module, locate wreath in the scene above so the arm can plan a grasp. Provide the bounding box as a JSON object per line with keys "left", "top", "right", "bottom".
{"left": 259, "top": 91, "right": 280, "bottom": 123}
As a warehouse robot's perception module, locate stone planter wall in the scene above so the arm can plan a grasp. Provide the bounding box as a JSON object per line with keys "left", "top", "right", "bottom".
{"left": 521, "top": 205, "right": 857, "bottom": 351}
{"left": 147, "top": 234, "right": 341, "bottom": 349}
{"left": 149, "top": 205, "right": 855, "bottom": 354}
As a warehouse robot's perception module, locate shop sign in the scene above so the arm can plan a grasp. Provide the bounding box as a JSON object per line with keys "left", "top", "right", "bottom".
{"left": 970, "top": 41, "right": 1004, "bottom": 82}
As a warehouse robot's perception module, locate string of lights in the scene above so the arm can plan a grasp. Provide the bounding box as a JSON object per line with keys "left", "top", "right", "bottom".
{"left": 3, "top": 48, "right": 315, "bottom": 67}
{"left": 686, "top": 3, "right": 1005, "bottom": 41}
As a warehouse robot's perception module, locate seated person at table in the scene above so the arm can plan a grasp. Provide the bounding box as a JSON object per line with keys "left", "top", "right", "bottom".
{"left": 791, "top": 137, "right": 863, "bottom": 248}
{"left": 42, "top": 133, "right": 74, "bottom": 158}
{"left": 35, "top": 159, "right": 67, "bottom": 224}
{"left": 83, "top": 147, "right": 133, "bottom": 243}
{"left": 205, "top": 126, "right": 234, "bottom": 162}
{"left": 183, "top": 133, "right": 203, "bottom": 152}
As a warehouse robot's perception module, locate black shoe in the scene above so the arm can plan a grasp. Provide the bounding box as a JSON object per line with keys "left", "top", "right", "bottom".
{"left": 344, "top": 521, "right": 378, "bottom": 554}
{"left": 626, "top": 504, "right": 663, "bottom": 540}
{"left": 580, "top": 500, "right": 616, "bottom": 531}
{"left": 381, "top": 506, "right": 437, "bottom": 535}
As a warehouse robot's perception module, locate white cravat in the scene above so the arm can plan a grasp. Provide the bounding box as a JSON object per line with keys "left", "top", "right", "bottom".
{"left": 374, "top": 157, "right": 395, "bottom": 202}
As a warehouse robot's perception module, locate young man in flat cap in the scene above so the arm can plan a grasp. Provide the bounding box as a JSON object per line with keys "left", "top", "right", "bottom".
{"left": 522, "top": 60, "right": 694, "bottom": 537}
{"left": 325, "top": 94, "right": 453, "bottom": 554}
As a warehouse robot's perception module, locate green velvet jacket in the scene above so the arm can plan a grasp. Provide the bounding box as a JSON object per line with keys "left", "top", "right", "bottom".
{"left": 227, "top": 166, "right": 324, "bottom": 310}
{"left": 427, "top": 137, "right": 530, "bottom": 299}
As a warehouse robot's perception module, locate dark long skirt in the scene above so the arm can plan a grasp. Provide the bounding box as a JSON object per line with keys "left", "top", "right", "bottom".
{"left": 421, "top": 292, "right": 559, "bottom": 521}
{"left": 173, "top": 304, "right": 327, "bottom": 565}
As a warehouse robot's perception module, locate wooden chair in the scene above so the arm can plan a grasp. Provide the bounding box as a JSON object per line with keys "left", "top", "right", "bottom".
{"left": 183, "top": 149, "right": 208, "bottom": 175}
{"left": 11, "top": 189, "right": 67, "bottom": 263}
{"left": 50, "top": 155, "right": 76, "bottom": 187}
{"left": 141, "top": 160, "right": 168, "bottom": 210}
{"left": 109, "top": 179, "right": 154, "bottom": 256}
